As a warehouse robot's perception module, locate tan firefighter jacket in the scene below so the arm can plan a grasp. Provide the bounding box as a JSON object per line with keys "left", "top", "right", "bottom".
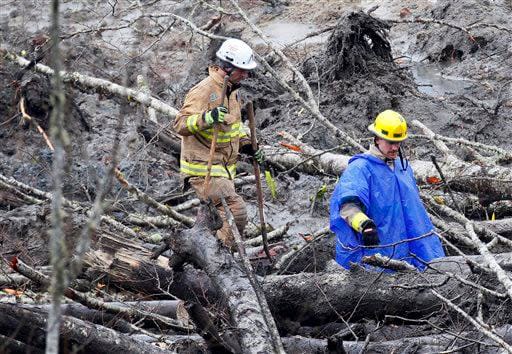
{"left": 173, "top": 66, "right": 251, "bottom": 180}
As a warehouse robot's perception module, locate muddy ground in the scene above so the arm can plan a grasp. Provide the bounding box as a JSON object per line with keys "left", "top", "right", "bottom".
{"left": 1, "top": 0, "right": 512, "bottom": 352}
{"left": 0, "top": 0, "right": 511, "bottom": 291}
{"left": 2, "top": 0, "right": 511, "bottom": 244}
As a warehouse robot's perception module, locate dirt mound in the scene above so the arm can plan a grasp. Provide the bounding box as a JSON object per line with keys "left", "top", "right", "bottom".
{"left": 410, "top": 0, "right": 510, "bottom": 65}
{"left": 394, "top": 0, "right": 512, "bottom": 149}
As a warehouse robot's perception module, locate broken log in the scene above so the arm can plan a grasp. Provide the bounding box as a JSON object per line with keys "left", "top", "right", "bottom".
{"left": 10, "top": 256, "right": 192, "bottom": 332}
{"left": 84, "top": 243, "right": 178, "bottom": 296}
{"left": 480, "top": 218, "right": 512, "bottom": 237}
{"left": 0, "top": 273, "right": 30, "bottom": 287}
{"left": 20, "top": 300, "right": 189, "bottom": 333}
{"left": 0, "top": 333, "right": 44, "bottom": 354}
{"left": 0, "top": 303, "right": 170, "bottom": 353}
{"left": 168, "top": 200, "right": 277, "bottom": 353}
{"left": 85, "top": 227, "right": 221, "bottom": 302}
{"left": 261, "top": 264, "right": 499, "bottom": 328}
{"left": 0, "top": 186, "right": 41, "bottom": 208}
{"left": 221, "top": 196, "right": 285, "bottom": 352}
{"left": 282, "top": 331, "right": 511, "bottom": 354}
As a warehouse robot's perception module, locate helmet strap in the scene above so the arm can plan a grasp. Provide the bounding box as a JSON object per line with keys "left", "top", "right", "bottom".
{"left": 398, "top": 147, "right": 408, "bottom": 171}
{"left": 219, "top": 60, "right": 235, "bottom": 74}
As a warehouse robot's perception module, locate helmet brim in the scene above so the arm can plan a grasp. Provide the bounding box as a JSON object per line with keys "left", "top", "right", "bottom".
{"left": 368, "top": 123, "right": 408, "bottom": 142}
{"left": 232, "top": 61, "right": 258, "bottom": 70}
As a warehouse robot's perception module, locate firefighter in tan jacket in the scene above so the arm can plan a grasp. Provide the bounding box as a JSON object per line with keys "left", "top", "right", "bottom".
{"left": 173, "top": 38, "right": 262, "bottom": 249}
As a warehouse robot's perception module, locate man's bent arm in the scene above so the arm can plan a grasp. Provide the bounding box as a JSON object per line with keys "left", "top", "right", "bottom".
{"left": 341, "top": 202, "right": 370, "bottom": 232}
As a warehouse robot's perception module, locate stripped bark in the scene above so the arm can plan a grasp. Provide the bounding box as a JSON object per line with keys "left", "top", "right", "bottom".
{"left": 244, "top": 224, "right": 290, "bottom": 247}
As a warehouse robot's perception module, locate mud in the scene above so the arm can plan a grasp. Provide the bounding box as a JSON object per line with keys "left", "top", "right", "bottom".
{"left": 1, "top": 0, "right": 511, "bottom": 262}
{"left": 2, "top": 2, "right": 512, "bottom": 353}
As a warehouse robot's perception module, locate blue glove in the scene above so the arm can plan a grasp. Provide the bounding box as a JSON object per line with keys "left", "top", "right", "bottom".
{"left": 203, "top": 106, "right": 228, "bottom": 126}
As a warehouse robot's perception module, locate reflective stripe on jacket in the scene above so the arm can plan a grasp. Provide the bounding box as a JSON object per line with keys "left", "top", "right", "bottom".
{"left": 173, "top": 66, "right": 250, "bottom": 179}
{"left": 180, "top": 160, "right": 237, "bottom": 179}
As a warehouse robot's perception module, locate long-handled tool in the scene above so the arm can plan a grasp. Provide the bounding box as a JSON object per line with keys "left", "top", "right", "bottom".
{"left": 247, "top": 101, "right": 273, "bottom": 263}
{"left": 203, "top": 75, "right": 230, "bottom": 196}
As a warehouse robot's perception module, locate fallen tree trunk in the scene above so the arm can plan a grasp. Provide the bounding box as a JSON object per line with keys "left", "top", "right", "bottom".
{"left": 85, "top": 230, "right": 219, "bottom": 303}
{"left": 268, "top": 132, "right": 512, "bottom": 201}
{"left": 0, "top": 188, "right": 37, "bottom": 208}
{"left": 0, "top": 303, "right": 171, "bottom": 353}
{"left": 0, "top": 333, "right": 44, "bottom": 354}
{"left": 128, "top": 333, "right": 207, "bottom": 351}
{"left": 282, "top": 329, "right": 512, "bottom": 354}
{"left": 2, "top": 49, "right": 179, "bottom": 118}
{"left": 83, "top": 225, "right": 512, "bottom": 327}
{"left": 480, "top": 218, "right": 512, "bottom": 237}
{"left": 167, "top": 201, "right": 278, "bottom": 353}
{"left": 261, "top": 265, "right": 499, "bottom": 327}
{"left": 20, "top": 300, "right": 189, "bottom": 332}
{"left": 0, "top": 273, "right": 30, "bottom": 287}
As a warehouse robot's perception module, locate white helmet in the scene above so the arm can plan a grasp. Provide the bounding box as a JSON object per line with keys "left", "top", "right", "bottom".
{"left": 216, "top": 38, "right": 257, "bottom": 70}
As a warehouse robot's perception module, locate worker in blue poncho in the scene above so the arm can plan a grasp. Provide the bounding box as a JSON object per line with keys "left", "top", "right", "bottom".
{"left": 329, "top": 110, "right": 445, "bottom": 270}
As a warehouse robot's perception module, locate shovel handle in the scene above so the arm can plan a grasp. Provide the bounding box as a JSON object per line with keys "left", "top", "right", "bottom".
{"left": 247, "top": 102, "right": 273, "bottom": 263}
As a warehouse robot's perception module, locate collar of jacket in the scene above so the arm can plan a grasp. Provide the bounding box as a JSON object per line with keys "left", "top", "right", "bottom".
{"left": 209, "top": 65, "right": 232, "bottom": 89}
{"left": 367, "top": 144, "right": 395, "bottom": 167}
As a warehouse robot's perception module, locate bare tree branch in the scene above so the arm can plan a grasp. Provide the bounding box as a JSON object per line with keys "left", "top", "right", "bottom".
{"left": 2, "top": 50, "right": 179, "bottom": 118}
{"left": 432, "top": 289, "right": 512, "bottom": 353}
{"left": 47, "top": 0, "right": 67, "bottom": 351}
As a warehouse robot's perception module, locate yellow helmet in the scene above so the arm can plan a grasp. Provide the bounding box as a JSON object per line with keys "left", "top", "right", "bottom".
{"left": 368, "top": 110, "right": 408, "bottom": 142}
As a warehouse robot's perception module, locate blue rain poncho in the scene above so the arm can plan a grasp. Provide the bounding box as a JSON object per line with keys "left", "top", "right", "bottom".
{"left": 329, "top": 153, "right": 445, "bottom": 270}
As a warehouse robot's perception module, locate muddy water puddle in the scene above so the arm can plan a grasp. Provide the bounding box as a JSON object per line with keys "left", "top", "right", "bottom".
{"left": 410, "top": 63, "right": 474, "bottom": 96}
{"left": 254, "top": 22, "right": 329, "bottom": 46}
